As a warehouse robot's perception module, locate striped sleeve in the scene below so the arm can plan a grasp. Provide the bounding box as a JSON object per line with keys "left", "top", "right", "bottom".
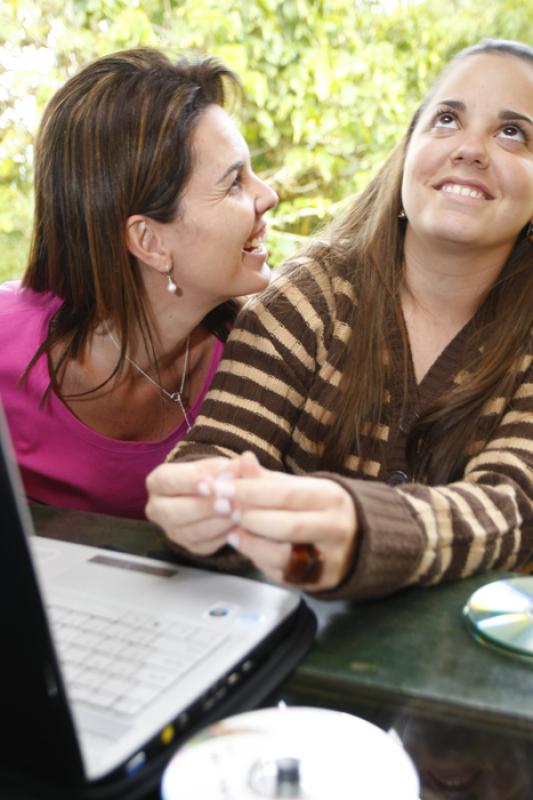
{"left": 319, "top": 355, "right": 533, "bottom": 600}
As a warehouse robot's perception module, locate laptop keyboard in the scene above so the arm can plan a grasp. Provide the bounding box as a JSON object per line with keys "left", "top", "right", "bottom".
{"left": 48, "top": 604, "right": 227, "bottom": 718}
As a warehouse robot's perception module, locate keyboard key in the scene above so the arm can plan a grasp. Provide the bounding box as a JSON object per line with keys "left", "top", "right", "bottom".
{"left": 128, "top": 683, "right": 160, "bottom": 705}
{"left": 135, "top": 666, "right": 176, "bottom": 690}
{"left": 48, "top": 602, "right": 224, "bottom": 721}
{"left": 87, "top": 688, "right": 120, "bottom": 710}
{"left": 97, "top": 637, "right": 127, "bottom": 656}
{"left": 121, "top": 611, "right": 171, "bottom": 633}
{"left": 113, "top": 697, "right": 144, "bottom": 716}
{"left": 58, "top": 644, "right": 91, "bottom": 665}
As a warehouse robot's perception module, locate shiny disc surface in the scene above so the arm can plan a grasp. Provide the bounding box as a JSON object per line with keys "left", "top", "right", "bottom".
{"left": 463, "top": 577, "right": 533, "bottom": 657}
{"left": 161, "top": 706, "right": 420, "bottom": 800}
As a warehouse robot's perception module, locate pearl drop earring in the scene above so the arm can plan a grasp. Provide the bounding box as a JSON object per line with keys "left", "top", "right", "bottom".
{"left": 166, "top": 268, "right": 178, "bottom": 294}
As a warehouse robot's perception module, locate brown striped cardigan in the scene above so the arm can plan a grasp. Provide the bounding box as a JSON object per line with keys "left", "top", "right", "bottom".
{"left": 168, "top": 257, "right": 533, "bottom": 601}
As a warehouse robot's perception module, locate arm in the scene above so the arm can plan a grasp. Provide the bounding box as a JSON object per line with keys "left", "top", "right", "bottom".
{"left": 335, "top": 355, "right": 533, "bottom": 599}
{"left": 220, "top": 355, "right": 533, "bottom": 600}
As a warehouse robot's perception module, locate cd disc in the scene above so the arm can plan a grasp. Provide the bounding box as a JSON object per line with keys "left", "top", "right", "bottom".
{"left": 161, "top": 706, "right": 419, "bottom": 800}
{"left": 463, "top": 576, "right": 533, "bottom": 657}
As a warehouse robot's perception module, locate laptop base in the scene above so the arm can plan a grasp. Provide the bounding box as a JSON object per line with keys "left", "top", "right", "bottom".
{"left": 0, "top": 598, "right": 315, "bottom": 799}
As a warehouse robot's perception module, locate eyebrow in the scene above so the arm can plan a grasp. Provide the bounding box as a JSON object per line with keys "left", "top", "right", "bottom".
{"left": 499, "top": 109, "right": 533, "bottom": 125}
{"left": 436, "top": 99, "right": 533, "bottom": 126}
{"left": 216, "top": 160, "right": 245, "bottom": 185}
{"left": 437, "top": 99, "right": 466, "bottom": 112}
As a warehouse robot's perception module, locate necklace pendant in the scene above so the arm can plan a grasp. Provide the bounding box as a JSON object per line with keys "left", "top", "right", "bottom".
{"left": 168, "top": 391, "right": 182, "bottom": 403}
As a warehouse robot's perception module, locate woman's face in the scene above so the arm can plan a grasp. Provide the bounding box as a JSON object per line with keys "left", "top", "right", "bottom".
{"left": 401, "top": 717, "right": 532, "bottom": 800}
{"left": 158, "top": 104, "right": 278, "bottom": 306}
{"left": 401, "top": 53, "right": 533, "bottom": 262}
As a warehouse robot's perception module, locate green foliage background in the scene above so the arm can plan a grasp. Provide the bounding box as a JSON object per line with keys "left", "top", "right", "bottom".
{"left": 0, "top": 0, "right": 531, "bottom": 281}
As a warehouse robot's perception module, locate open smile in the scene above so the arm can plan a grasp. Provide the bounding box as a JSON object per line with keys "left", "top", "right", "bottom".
{"left": 423, "top": 766, "right": 484, "bottom": 797}
{"left": 242, "top": 224, "right": 268, "bottom": 256}
{"left": 433, "top": 178, "right": 494, "bottom": 201}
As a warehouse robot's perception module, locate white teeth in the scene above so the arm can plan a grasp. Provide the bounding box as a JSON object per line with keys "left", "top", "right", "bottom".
{"left": 441, "top": 183, "right": 484, "bottom": 199}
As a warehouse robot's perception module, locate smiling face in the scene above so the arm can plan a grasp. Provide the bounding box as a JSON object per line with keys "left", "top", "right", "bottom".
{"left": 401, "top": 53, "right": 533, "bottom": 263}
{"left": 157, "top": 104, "right": 278, "bottom": 306}
{"left": 401, "top": 717, "right": 532, "bottom": 800}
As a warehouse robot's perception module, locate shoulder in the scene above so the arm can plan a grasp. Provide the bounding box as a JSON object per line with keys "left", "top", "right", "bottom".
{"left": 0, "top": 282, "right": 61, "bottom": 357}
{"left": 242, "top": 251, "right": 355, "bottom": 333}
{"left": 0, "top": 281, "right": 61, "bottom": 317}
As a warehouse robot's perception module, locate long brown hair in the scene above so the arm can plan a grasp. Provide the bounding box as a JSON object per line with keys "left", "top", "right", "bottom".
{"left": 301, "top": 39, "right": 533, "bottom": 483}
{"left": 23, "top": 48, "right": 240, "bottom": 396}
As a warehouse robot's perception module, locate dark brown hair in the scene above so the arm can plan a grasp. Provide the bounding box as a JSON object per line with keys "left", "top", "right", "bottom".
{"left": 23, "top": 48, "right": 240, "bottom": 395}
{"left": 299, "top": 39, "right": 533, "bottom": 483}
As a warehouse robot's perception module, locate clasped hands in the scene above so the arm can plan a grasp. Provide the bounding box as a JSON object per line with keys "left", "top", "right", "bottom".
{"left": 146, "top": 452, "right": 357, "bottom": 592}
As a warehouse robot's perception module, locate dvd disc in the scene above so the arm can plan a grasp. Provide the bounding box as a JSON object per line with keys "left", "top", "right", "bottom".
{"left": 161, "top": 706, "right": 419, "bottom": 800}
{"left": 463, "top": 576, "right": 533, "bottom": 657}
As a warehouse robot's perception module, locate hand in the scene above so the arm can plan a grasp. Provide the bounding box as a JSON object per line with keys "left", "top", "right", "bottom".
{"left": 210, "top": 452, "right": 358, "bottom": 591}
{"left": 145, "top": 456, "right": 242, "bottom": 555}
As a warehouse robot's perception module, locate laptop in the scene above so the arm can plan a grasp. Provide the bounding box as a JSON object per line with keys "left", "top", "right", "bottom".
{"left": 0, "top": 402, "right": 315, "bottom": 795}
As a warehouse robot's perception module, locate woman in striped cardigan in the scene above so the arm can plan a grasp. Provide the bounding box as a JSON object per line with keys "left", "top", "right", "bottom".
{"left": 146, "top": 39, "right": 533, "bottom": 601}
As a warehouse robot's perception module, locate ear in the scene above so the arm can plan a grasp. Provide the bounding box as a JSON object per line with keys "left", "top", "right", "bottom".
{"left": 125, "top": 215, "right": 169, "bottom": 274}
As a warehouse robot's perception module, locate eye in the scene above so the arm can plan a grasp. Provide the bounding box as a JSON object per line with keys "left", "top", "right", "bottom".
{"left": 433, "top": 111, "right": 459, "bottom": 130}
{"left": 498, "top": 124, "right": 528, "bottom": 144}
{"left": 229, "top": 172, "right": 243, "bottom": 192}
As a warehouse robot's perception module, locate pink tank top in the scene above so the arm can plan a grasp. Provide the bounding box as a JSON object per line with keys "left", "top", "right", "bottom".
{"left": 0, "top": 282, "right": 224, "bottom": 518}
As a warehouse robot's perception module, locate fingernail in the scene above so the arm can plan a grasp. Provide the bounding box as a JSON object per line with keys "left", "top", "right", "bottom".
{"left": 197, "top": 480, "right": 211, "bottom": 496}
{"left": 214, "top": 497, "right": 232, "bottom": 515}
{"left": 231, "top": 509, "right": 241, "bottom": 524}
{"left": 227, "top": 533, "right": 240, "bottom": 550}
{"left": 214, "top": 479, "right": 235, "bottom": 498}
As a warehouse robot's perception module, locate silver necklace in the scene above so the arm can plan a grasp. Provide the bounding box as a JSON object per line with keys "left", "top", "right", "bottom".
{"left": 105, "top": 322, "right": 192, "bottom": 431}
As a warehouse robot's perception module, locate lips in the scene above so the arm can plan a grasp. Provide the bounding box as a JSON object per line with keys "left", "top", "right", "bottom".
{"left": 423, "top": 769, "right": 482, "bottom": 800}
{"left": 242, "top": 224, "right": 267, "bottom": 254}
{"left": 433, "top": 178, "right": 494, "bottom": 200}
{"left": 242, "top": 239, "right": 264, "bottom": 253}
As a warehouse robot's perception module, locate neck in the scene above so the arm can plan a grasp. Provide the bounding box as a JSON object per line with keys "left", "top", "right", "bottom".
{"left": 139, "top": 265, "right": 226, "bottom": 360}
{"left": 402, "top": 228, "right": 509, "bottom": 325}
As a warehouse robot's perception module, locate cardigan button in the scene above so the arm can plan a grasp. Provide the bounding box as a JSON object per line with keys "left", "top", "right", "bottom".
{"left": 387, "top": 470, "right": 409, "bottom": 486}
{"left": 399, "top": 411, "right": 420, "bottom": 433}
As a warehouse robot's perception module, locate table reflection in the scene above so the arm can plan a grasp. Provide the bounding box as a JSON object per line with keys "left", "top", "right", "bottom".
{"left": 397, "top": 716, "right": 533, "bottom": 800}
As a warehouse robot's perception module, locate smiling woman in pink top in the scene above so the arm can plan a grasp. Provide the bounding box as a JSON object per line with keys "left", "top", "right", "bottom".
{"left": 0, "top": 48, "right": 277, "bottom": 518}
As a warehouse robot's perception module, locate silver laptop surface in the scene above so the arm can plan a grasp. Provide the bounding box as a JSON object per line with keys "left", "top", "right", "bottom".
{"left": 0, "top": 402, "right": 307, "bottom": 787}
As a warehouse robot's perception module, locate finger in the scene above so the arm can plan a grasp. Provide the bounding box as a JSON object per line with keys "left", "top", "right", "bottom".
{"left": 231, "top": 528, "right": 355, "bottom": 592}
{"left": 230, "top": 476, "right": 349, "bottom": 511}
{"left": 234, "top": 451, "right": 266, "bottom": 479}
{"left": 232, "top": 507, "right": 352, "bottom": 545}
{"left": 161, "top": 512, "right": 235, "bottom": 555}
{"left": 145, "top": 497, "right": 236, "bottom": 555}
{"left": 146, "top": 458, "right": 231, "bottom": 496}
{"left": 146, "top": 494, "right": 224, "bottom": 529}
{"left": 228, "top": 530, "right": 339, "bottom": 590}
{"left": 167, "top": 525, "right": 231, "bottom": 556}
{"left": 183, "top": 455, "right": 260, "bottom": 499}
{"left": 227, "top": 529, "right": 291, "bottom": 583}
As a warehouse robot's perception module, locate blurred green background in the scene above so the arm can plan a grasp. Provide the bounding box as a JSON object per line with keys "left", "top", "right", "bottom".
{"left": 1, "top": 0, "right": 531, "bottom": 282}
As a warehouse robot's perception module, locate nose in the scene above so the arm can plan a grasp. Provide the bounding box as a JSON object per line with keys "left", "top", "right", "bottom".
{"left": 255, "top": 176, "right": 279, "bottom": 214}
{"left": 450, "top": 130, "right": 489, "bottom": 169}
